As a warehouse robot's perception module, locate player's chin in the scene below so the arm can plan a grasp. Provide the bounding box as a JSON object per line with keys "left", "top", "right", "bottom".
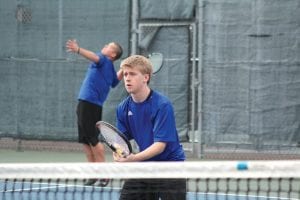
{"left": 125, "top": 86, "right": 134, "bottom": 93}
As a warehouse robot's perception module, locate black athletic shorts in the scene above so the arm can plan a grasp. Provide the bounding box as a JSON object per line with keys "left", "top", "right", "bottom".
{"left": 120, "top": 178, "right": 186, "bottom": 200}
{"left": 76, "top": 100, "right": 103, "bottom": 146}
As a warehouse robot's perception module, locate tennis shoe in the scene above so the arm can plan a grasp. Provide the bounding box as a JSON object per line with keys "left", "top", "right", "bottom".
{"left": 96, "top": 179, "right": 110, "bottom": 187}
{"left": 84, "top": 179, "right": 97, "bottom": 186}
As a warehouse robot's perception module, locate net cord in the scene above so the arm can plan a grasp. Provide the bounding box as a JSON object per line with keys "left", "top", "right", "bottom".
{"left": 1, "top": 161, "right": 300, "bottom": 179}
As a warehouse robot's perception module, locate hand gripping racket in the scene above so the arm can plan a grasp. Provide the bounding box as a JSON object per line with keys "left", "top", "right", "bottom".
{"left": 96, "top": 121, "right": 132, "bottom": 158}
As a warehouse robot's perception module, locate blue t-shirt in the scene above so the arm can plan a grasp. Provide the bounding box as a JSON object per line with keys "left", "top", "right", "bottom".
{"left": 78, "top": 53, "right": 119, "bottom": 106}
{"left": 116, "top": 90, "right": 185, "bottom": 161}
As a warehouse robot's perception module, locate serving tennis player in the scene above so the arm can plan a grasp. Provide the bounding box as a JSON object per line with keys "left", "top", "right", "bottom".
{"left": 114, "top": 55, "right": 186, "bottom": 200}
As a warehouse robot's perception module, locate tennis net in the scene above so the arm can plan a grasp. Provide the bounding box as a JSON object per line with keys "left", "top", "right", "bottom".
{"left": 1, "top": 161, "right": 300, "bottom": 200}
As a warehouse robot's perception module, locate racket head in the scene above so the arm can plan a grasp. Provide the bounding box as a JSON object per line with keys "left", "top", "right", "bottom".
{"left": 148, "top": 52, "right": 163, "bottom": 74}
{"left": 96, "top": 121, "right": 132, "bottom": 157}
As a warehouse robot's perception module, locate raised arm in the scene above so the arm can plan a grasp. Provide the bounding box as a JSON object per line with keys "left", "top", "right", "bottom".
{"left": 66, "top": 39, "right": 99, "bottom": 63}
{"left": 116, "top": 69, "right": 123, "bottom": 81}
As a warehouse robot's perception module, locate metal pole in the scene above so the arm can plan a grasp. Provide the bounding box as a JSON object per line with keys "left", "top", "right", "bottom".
{"left": 131, "top": 0, "right": 139, "bottom": 55}
{"left": 197, "top": 0, "right": 205, "bottom": 159}
{"left": 191, "top": 22, "right": 197, "bottom": 156}
{"left": 58, "top": 0, "right": 63, "bottom": 58}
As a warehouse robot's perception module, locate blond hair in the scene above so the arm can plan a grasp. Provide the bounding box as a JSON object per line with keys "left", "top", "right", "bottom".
{"left": 120, "top": 55, "right": 153, "bottom": 83}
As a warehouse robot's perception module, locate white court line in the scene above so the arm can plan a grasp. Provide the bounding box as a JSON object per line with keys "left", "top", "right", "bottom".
{"left": 0, "top": 180, "right": 121, "bottom": 193}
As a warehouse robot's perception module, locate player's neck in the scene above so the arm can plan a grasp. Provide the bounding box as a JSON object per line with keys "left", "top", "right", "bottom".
{"left": 131, "top": 87, "right": 151, "bottom": 103}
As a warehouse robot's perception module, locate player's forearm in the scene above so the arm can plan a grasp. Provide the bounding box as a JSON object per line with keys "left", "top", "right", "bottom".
{"left": 117, "top": 69, "right": 123, "bottom": 81}
{"left": 66, "top": 39, "right": 99, "bottom": 63}
{"left": 134, "top": 142, "right": 166, "bottom": 161}
{"left": 77, "top": 47, "right": 99, "bottom": 63}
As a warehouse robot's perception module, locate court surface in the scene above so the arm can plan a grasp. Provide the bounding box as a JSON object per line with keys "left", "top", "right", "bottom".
{"left": 0, "top": 179, "right": 293, "bottom": 200}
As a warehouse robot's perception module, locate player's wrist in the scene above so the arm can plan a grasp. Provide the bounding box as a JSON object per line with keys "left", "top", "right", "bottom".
{"left": 77, "top": 47, "right": 80, "bottom": 54}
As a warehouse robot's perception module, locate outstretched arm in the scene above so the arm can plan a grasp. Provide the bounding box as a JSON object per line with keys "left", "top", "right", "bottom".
{"left": 66, "top": 39, "right": 99, "bottom": 63}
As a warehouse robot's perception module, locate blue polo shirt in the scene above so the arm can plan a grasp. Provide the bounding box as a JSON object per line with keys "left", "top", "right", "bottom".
{"left": 78, "top": 53, "right": 119, "bottom": 106}
{"left": 116, "top": 90, "right": 185, "bottom": 161}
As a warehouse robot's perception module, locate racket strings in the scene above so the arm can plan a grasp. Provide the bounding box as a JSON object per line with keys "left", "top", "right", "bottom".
{"left": 99, "top": 127, "right": 131, "bottom": 156}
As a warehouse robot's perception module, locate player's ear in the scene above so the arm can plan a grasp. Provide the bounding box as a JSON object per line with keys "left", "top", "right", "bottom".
{"left": 144, "top": 74, "right": 150, "bottom": 83}
{"left": 112, "top": 52, "right": 117, "bottom": 60}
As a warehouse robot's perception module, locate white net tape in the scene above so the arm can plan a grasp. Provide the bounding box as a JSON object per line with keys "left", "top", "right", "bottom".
{"left": 1, "top": 161, "right": 300, "bottom": 179}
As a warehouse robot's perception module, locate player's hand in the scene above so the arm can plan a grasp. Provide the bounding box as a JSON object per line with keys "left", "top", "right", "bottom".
{"left": 66, "top": 39, "right": 79, "bottom": 53}
{"left": 113, "top": 152, "right": 135, "bottom": 162}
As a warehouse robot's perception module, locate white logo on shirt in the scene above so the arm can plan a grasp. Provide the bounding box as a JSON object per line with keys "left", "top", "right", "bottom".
{"left": 128, "top": 110, "right": 133, "bottom": 116}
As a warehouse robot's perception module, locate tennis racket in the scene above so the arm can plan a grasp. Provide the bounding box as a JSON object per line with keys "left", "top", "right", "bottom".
{"left": 148, "top": 52, "right": 163, "bottom": 74}
{"left": 96, "top": 121, "right": 132, "bottom": 158}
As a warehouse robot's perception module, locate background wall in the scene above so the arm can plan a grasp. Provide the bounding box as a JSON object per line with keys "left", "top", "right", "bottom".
{"left": 0, "top": 0, "right": 130, "bottom": 140}
{"left": 0, "top": 0, "right": 299, "bottom": 158}
{"left": 200, "top": 0, "right": 300, "bottom": 152}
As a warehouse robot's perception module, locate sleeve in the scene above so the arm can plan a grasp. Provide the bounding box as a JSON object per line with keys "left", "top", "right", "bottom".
{"left": 116, "top": 102, "right": 132, "bottom": 140}
{"left": 97, "top": 53, "right": 119, "bottom": 87}
{"left": 97, "top": 53, "right": 104, "bottom": 66}
{"left": 153, "top": 103, "right": 178, "bottom": 142}
{"left": 111, "top": 66, "right": 120, "bottom": 88}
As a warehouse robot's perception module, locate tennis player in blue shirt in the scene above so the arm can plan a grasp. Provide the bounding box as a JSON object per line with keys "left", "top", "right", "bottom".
{"left": 66, "top": 39, "right": 123, "bottom": 186}
{"left": 114, "top": 55, "right": 186, "bottom": 200}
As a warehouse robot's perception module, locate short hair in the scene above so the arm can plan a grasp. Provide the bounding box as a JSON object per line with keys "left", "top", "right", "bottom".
{"left": 112, "top": 42, "right": 123, "bottom": 60}
{"left": 120, "top": 55, "right": 153, "bottom": 83}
